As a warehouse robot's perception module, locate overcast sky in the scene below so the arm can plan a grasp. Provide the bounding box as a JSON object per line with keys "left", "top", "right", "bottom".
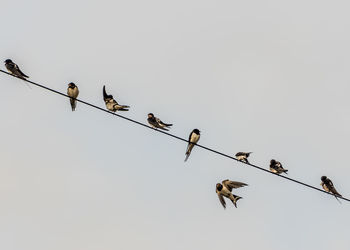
{"left": 1, "top": 0, "right": 350, "bottom": 250}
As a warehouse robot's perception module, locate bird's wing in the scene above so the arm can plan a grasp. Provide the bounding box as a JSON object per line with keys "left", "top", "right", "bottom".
{"left": 329, "top": 180, "right": 342, "bottom": 196}
{"left": 188, "top": 131, "right": 193, "bottom": 142}
{"left": 155, "top": 117, "right": 164, "bottom": 126}
{"left": 103, "top": 85, "right": 113, "bottom": 101}
{"left": 15, "top": 65, "right": 28, "bottom": 78}
{"left": 148, "top": 118, "right": 163, "bottom": 129}
{"left": 217, "top": 192, "right": 226, "bottom": 209}
{"left": 222, "top": 180, "right": 248, "bottom": 191}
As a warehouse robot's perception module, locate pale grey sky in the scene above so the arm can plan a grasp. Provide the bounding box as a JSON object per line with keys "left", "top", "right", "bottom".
{"left": 1, "top": 0, "right": 349, "bottom": 249}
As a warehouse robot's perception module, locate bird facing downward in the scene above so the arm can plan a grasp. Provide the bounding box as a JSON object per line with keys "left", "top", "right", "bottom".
{"left": 270, "top": 159, "right": 288, "bottom": 175}
{"left": 147, "top": 113, "right": 173, "bottom": 131}
{"left": 67, "top": 82, "right": 79, "bottom": 111}
{"left": 321, "top": 176, "right": 342, "bottom": 200}
{"left": 184, "top": 129, "right": 200, "bottom": 162}
{"left": 216, "top": 179, "right": 248, "bottom": 209}
{"left": 235, "top": 152, "right": 252, "bottom": 164}
{"left": 103, "top": 85, "right": 130, "bottom": 112}
{"left": 4, "top": 59, "right": 29, "bottom": 79}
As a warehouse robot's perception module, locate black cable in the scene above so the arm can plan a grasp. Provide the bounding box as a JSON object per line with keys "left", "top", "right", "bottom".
{"left": 1, "top": 69, "right": 349, "bottom": 202}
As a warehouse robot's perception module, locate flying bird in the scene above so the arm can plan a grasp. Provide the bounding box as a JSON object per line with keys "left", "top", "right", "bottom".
{"left": 184, "top": 129, "right": 200, "bottom": 162}
{"left": 269, "top": 159, "right": 288, "bottom": 175}
{"left": 235, "top": 152, "right": 252, "bottom": 164}
{"left": 147, "top": 113, "right": 172, "bottom": 131}
{"left": 321, "top": 176, "right": 342, "bottom": 202}
{"left": 216, "top": 179, "right": 248, "bottom": 209}
{"left": 103, "top": 85, "right": 129, "bottom": 112}
{"left": 4, "top": 59, "right": 29, "bottom": 79}
{"left": 67, "top": 82, "right": 79, "bottom": 111}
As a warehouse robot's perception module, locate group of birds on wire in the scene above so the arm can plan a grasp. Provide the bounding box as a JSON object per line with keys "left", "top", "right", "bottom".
{"left": 2, "top": 59, "right": 345, "bottom": 208}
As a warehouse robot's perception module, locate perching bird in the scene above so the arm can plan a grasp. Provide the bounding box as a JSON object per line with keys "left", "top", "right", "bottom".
{"left": 103, "top": 85, "right": 129, "bottom": 112}
{"left": 216, "top": 179, "right": 248, "bottom": 209}
{"left": 321, "top": 176, "right": 342, "bottom": 201}
{"left": 269, "top": 159, "right": 288, "bottom": 175}
{"left": 235, "top": 152, "right": 252, "bottom": 164}
{"left": 67, "top": 82, "right": 79, "bottom": 111}
{"left": 147, "top": 113, "right": 172, "bottom": 131}
{"left": 184, "top": 129, "right": 200, "bottom": 162}
{"left": 4, "top": 59, "right": 29, "bottom": 79}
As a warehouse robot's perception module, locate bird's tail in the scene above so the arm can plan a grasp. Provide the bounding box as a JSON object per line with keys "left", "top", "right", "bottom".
{"left": 334, "top": 195, "right": 342, "bottom": 204}
{"left": 184, "top": 144, "right": 194, "bottom": 162}
{"left": 230, "top": 194, "right": 242, "bottom": 208}
{"left": 283, "top": 169, "right": 288, "bottom": 175}
{"left": 184, "top": 152, "right": 190, "bottom": 162}
{"left": 118, "top": 105, "right": 130, "bottom": 111}
{"left": 70, "top": 98, "right": 76, "bottom": 111}
{"left": 333, "top": 190, "right": 342, "bottom": 204}
{"left": 164, "top": 123, "right": 173, "bottom": 127}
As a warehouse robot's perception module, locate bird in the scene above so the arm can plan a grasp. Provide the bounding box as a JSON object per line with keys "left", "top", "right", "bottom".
{"left": 216, "top": 179, "right": 248, "bottom": 209}
{"left": 67, "top": 82, "right": 79, "bottom": 111}
{"left": 235, "top": 152, "right": 252, "bottom": 164}
{"left": 4, "top": 59, "right": 29, "bottom": 79}
{"left": 321, "top": 176, "right": 342, "bottom": 201}
{"left": 269, "top": 159, "right": 288, "bottom": 175}
{"left": 184, "top": 129, "right": 200, "bottom": 162}
{"left": 147, "top": 113, "right": 172, "bottom": 131}
{"left": 103, "top": 85, "right": 129, "bottom": 112}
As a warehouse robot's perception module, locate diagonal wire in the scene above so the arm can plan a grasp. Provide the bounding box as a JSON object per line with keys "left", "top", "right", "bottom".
{"left": 1, "top": 69, "right": 349, "bottom": 202}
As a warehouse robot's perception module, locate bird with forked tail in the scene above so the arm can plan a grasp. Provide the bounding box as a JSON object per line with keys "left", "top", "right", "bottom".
{"left": 216, "top": 179, "right": 248, "bottom": 209}
{"left": 4, "top": 59, "right": 31, "bottom": 88}
{"left": 67, "top": 82, "right": 79, "bottom": 111}
{"left": 321, "top": 176, "right": 342, "bottom": 203}
{"left": 184, "top": 129, "right": 200, "bottom": 162}
{"left": 269, "top": 159, "right": 288, "bottom": 175}
{"left": 4, "top": 59, "right": 28, "bottom": 79}
{"left": 103, "top": 85, "right": 130, "bottom": 112}
{"left": 147, "top": 113, "right": 172, "bottom": 131}
{"left": 235, "top": 152, "right": 252, "bottom": 164}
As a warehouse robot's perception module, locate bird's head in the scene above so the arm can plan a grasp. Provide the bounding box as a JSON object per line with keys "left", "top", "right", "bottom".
{"left": 321, "top": 176, "right": 327, "bottom": 182}
{"left": 68, "top": 82, "right": 76, "bottom": 88}
{"left": 270, "top": 159, "right": 276, "bottom": 165}
{"left": 4, "top": 59, "right": 12, "bottom": 64}
{"left": 216, "top": 183, "right": 223, "bottom": 191}
{"left": 193, "top": 129, "right": 200, "bottom": 135}
{"left": 148, "top": 113, "right": 154, "bottom": 118}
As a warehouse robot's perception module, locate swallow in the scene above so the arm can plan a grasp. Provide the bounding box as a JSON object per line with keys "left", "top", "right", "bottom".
{"left": 67, "top": 82, "right": 79, "bottom": 111}
{"left": 4, "top": 59, "right": 29, "bottom": 79}
{"left": 184, "top": 129, "right": 200, "bottom": 162}
{"left": 103, "top": 85, "right": 130, "bottom": 112}
{"left": 321, "top": 176, "right": 342, "bottom": 201}
{"left": 269, "top": 159, "right": 288, "bottom": 175}
{"left": 147, "top": 113, "right": 173, "bottom": 131}
{"left": 216, "top": 179, "right": 248, "bottom": 209}
{"left": 235, "top": 152, "right": 252, "bottom": 164}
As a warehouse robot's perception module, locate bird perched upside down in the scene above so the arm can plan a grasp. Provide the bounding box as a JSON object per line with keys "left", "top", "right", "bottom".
{"left": 216, "top": 179, "right": 248, "bottom": 209}
{"left": 103, "top": 85, "right": 130, "bottom": 112}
